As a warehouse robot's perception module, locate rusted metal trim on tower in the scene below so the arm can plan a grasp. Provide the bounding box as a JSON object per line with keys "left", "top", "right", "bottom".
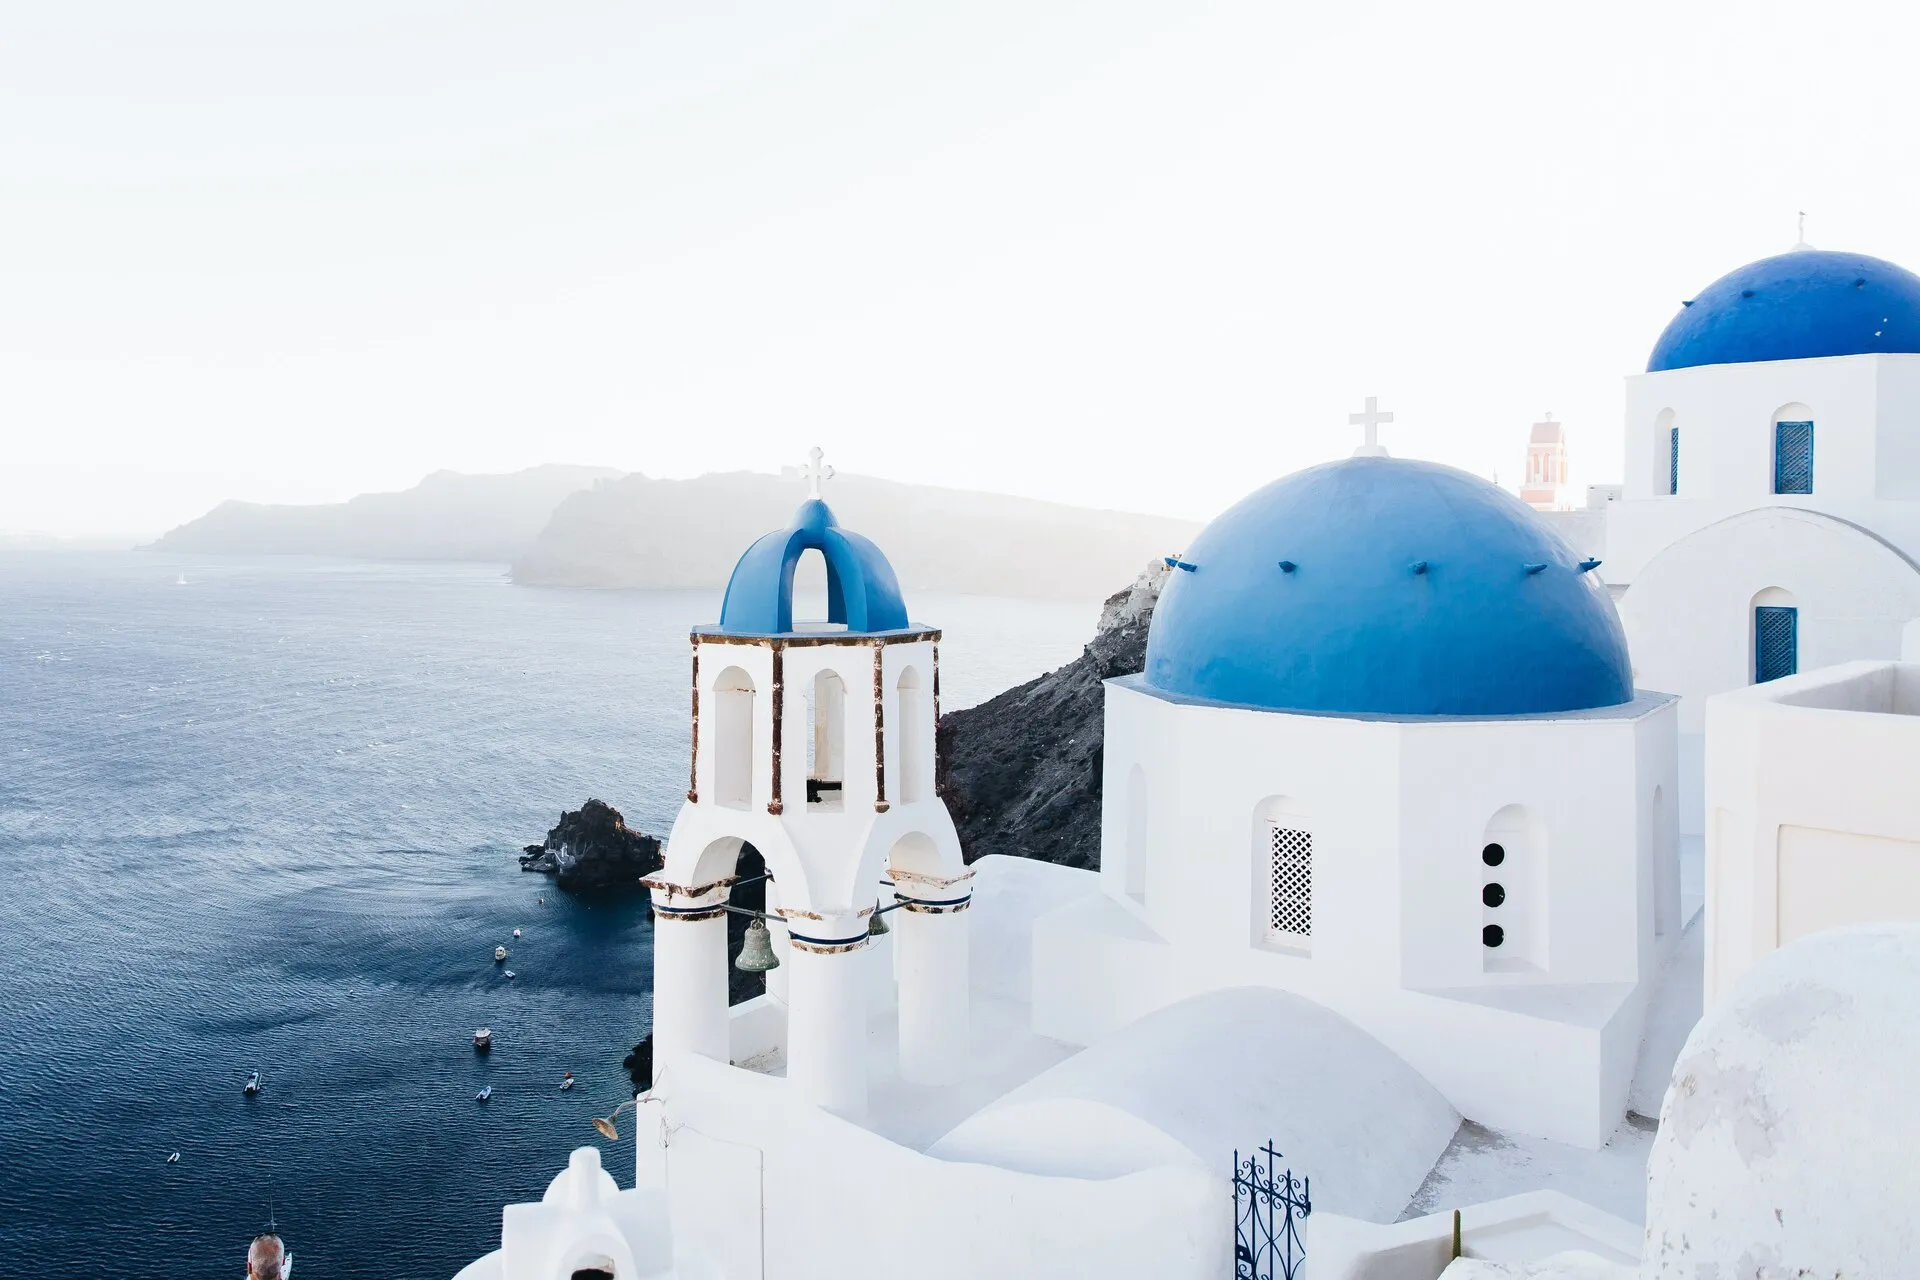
{"left": 786, "top": 933, "right": 870, "bottom": 955}
{"left": 773, "top": 903, "right": 873, "bottom": 923}
{"left": 873, "top": 641, "right": 887, "bottom": 812}
{"left": 641, "top": 873, "right": 740, "bottom": 901}
{"left": 651, "top": 904, "right": 728, "bottom": 922}
{"left": 899, "top": 898, "right": 972, "bottom": 915}
{"left": 688, "top": 637, "right": 700, "bottom": 804}
{"left": 889, "top": 865, "right": 976, "bottom": 893}
{"left": 768, "top": 645, "right": 785, "bottom": 815}
{"left": 691, "top": 628, "right": 940, "bottom": 648}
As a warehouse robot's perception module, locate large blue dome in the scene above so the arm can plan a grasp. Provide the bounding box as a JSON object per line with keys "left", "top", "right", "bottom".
{"left": 716, "top": 498, "right": 909, "bottom": 635}
{"left": 1144, "top": 457, "right": 1633, "bottom": 717}
{"left": 1647, "top": 249, "right": 1920, "bottom": 372}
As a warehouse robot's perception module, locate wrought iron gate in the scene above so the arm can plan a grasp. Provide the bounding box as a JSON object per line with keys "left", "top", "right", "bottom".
{"left": 1233, "top": 1141, "right": 1310, "bottom": 1279}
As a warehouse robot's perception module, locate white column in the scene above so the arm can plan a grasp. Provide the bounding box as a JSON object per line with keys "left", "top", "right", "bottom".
{"left": 633, "top": 1095, "right": 668, "bottom": 1189}
{"left": 894, "top": 897, "right": 970, "bottom": 1086}
{"left": 783, "top": 917, "right": 870, "bottom": 1119}
{"left": 649, "top": 887, "right": 730, "bottom": 1068}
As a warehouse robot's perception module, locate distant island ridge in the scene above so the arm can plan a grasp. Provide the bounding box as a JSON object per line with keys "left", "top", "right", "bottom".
{"left": 150, "top": 465, "right": 622, "bottom": 564}
{"left": 151, "top": 464, "right": 1202, "bottom": 602}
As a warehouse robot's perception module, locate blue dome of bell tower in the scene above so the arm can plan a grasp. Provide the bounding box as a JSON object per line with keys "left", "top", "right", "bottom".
{"left": 716, "top": 497, "right": 910, "bottom": 636}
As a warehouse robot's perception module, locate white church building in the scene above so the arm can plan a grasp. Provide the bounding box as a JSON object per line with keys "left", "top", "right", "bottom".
{"left": 455, "top": 242, "right": 1920, "bottom": 1280}
{"left": 1556, "top": 245, "right": 1920, "bottom": 834}
{"left": 1044, "top": 439, "right": 1680, "bottom": 1148}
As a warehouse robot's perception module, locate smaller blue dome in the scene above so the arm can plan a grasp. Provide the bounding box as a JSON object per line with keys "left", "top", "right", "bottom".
{"left": 1648, "top": 249, "right": 1920, "bottom": 372}
{"left": 1144, "top": 457, "right": 1633, "bottom": 717}
{"left": 716, "top": 498, "right": 909, "bottom": 635}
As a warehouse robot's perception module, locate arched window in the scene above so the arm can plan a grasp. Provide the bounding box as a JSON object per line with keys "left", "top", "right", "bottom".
{"left": 1251, "top": 797, "right": 1312, "bottom": 954}
{"left": 1752, "top": 586, "right": 1798, "bottom": 683}
{"left": 1656, "top": 408, "right": 1678, "bottom": 496}
{"left": 1482, "top": 804, "right": 1546, "bottom": 973}
{"left": 896, "top": 666, "right": 925, "bottom": 804}
{"left": 1772, "top": 403, "right": 1814, "bottom": 495}
{"left": 807, "top": 669, "right": 846, "bottom": 808}
{"left": 713, "top": 667, "right": 755, "bottom": 809}
{"left": 1124, "top": 764, "right": 1148, "bottom": 903}
{"left": 790, "top": 547, "right": 832, "bottom": 628}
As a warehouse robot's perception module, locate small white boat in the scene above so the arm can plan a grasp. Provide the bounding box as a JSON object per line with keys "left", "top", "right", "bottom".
{"left": 560, "top": 1073, "right": 574, "bottom": 1091}
{"left": 476, "top": 1085, "right": 493, "bottom": 1102}
{"left": 473, "top": 1028, "right": 493, "bottom": 1053}
{"left": 512, "top": 928, "right": 522, "bottom": 939}
{"left": 166, "top": 1152, "right": 179, "bottom": 1164}
{"left": 174, "top": 572, "right": 187, "bottom": 586}
{"left": 243, "top": 1071, "right": 261, "bottom": 1096}
{"left": 504, "top": 969, "right": 516, "bottom": 979}
{"left": 494, "top": 946, "right": 508, "bottom": 962}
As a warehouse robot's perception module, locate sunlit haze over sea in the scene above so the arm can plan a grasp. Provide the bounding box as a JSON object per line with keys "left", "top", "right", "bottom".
{"left": 0, "top": 553, "right": 1094, "bottom": 1278}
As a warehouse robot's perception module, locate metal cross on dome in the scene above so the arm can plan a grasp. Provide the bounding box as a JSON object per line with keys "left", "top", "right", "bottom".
{"left": 1349, "top": 396, "right": 1393, "bottom": 457}
{"left": 801, "top": 446, "right": 835, "bottom": 499}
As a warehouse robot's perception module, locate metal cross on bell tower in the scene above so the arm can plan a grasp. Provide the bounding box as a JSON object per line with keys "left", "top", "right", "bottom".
{"left": 1349, "top": 396, "right": 1393, "bottom": 458}
{"left": 802, "top": 446, "right": 835, "bottom": 500}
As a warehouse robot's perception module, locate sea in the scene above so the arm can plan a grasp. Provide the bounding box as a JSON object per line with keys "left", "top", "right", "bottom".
{"left": 0, "top": 552, "right": 1095, "bottom": 1279}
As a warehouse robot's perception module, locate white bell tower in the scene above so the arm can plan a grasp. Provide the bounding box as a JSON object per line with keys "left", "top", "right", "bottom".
{"left": 644, "top": 452, "right": 972, "bottom": 1120}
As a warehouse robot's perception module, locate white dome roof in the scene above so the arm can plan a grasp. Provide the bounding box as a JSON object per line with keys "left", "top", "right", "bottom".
{"left": 1644, "top": 923, "right": 1920, "bottom": 1273}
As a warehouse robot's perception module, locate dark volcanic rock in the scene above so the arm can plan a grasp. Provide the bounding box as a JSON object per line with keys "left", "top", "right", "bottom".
{"left": 936, "top": 561, "right": 1167, "bottom": 871}
{"left": 519, "top": 799, "right": 662, "bottom": 893}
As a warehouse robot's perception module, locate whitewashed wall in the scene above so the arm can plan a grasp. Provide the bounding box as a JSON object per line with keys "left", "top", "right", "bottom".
{"left": 1052, "top": 678, "right": 1679, "bottom": 1147}
{"left": 1616, "top": 507, "right": 1920, "bottom": 835}
{"left": 638, "top": 1053, "right": 1231, "bottom": 1280}
{"left": 1610, "top": 352, "right": 1920, "bottom": 583}
{"left": 1702, "top": 660, "right": 1920, "bottom": 1004}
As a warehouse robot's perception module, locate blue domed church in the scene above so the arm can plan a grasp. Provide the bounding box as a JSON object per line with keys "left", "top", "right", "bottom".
{"left": 1032, "top": 419, "right": 1682, "bottom": 1148}
{"left": 1588, "top": 244, "right": 1920, "bottom": 844}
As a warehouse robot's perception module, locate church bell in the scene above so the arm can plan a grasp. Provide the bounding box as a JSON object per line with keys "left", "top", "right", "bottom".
{"left": 866, "top": 897, "right": 891, "bottom": 937}
{"left": 735, "top": 917, "right": 780, "bottom": 973}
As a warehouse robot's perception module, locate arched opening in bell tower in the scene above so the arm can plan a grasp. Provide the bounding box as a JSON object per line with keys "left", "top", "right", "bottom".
{"left": 714, "top": 667, "right": 756, "bottom": 809}
{"left": 807, "top": 668, "right": 847, "bottom": 809}
{"left": 897, "top": 665, "right": 925, "bottom": 803}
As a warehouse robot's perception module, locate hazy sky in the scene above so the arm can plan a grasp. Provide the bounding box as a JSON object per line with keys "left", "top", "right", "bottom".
{"left": 6, "top": 0, "right": 1920, "bottom": 538}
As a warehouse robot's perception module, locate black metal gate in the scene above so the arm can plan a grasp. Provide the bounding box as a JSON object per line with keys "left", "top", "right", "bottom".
{"left": 1233, "top": 1141, "right": 1310, "bottom": 1280}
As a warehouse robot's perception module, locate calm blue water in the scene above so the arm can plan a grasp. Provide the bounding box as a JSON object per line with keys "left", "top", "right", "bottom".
{"left": 0, "top": 553, "right": 1092, "bottom": 1279}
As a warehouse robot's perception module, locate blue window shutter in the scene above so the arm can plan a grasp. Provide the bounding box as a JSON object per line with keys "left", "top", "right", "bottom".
{"left": 1774, "top": 421, "right": 1814, "bottom": 494}
{"left": 1755, "top": 606, "right": 1798, "bottom": 683}
{"left": 1668, "top": 426, "right": 1680, "bottom": 495}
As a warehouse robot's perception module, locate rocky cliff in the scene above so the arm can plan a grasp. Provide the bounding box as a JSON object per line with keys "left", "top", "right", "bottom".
{"left": 935, "top": 561, "right": 1167, "bottom": 871}
{"left": 520, "top": 799, "right": 662, "bottom": 892}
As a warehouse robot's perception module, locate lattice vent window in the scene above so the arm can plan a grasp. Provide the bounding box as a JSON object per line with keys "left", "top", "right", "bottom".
{"left": 1774, "top": 421, "right": 1814, "bottom": 495}
{"left": 1265, "top": 823, "right": 1313, "bottom": 946}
